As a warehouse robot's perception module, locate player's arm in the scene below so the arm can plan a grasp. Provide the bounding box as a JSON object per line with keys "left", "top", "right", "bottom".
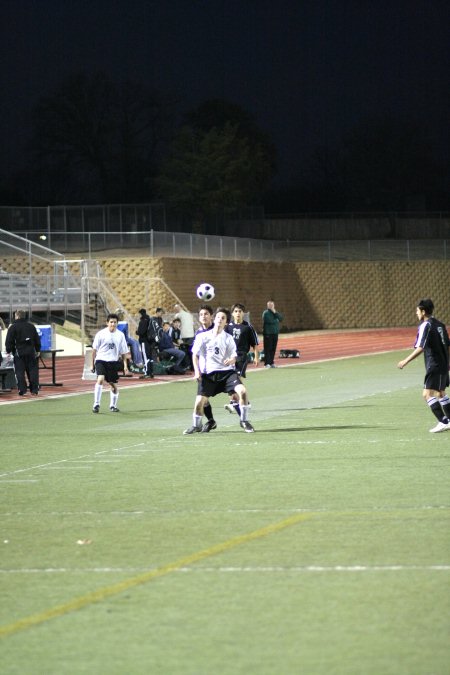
{"left": 252, "top": 345, "right": 260, "bottom": 366}
{"left": 192, "top": 353, "right": 201, "bottom": 379}
{"left": 223, "top": 342, "right": 237, "bottom": 367}
{"left": 91, "top": 348, "right": 97, "bottom": 372}
{"left": 397, "top": 346, "right": 423, "bottom": 369}
{"left": 248, "top": 325, "right": 259, "bottom": 366}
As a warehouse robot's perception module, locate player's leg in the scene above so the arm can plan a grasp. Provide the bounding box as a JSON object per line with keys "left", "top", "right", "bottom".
{"left": 27, "top": 354, "right": 40, "bottom": 395}
{"left": 93, "top": 371, "right": 105, "bottom": 412}
{"left": 109, "top": 381, "right": 119, "bottom": 412}
{"left": 13, "top": 354, "right": 27, "bottom": 395}
{"left": 424, "top": 375, "right": 450, "bottom": 432}
{"left": 184, "top": 394, "right": 208, "bottom": 434}
{"left": 234, "top": 383, "right": 254, "bottom": 433}
{"left": 202, "top": 397, "right": 217, "bottom": 432}
{"left": 438, "top": 389, "right": 450, "bottom": 422}
{"left": 225, "top": 357, "right": 246, "bottom": 415}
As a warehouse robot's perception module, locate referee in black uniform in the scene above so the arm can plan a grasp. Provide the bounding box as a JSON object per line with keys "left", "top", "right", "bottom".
{"left": 5, "top": 309, "right": 41, "bottom": 396}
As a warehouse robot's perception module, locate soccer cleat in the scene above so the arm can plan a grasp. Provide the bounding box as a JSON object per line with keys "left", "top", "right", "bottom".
{"left": 224, "top": 403, "right": 236, "bottom": 414}
{"left": 240, "top": 420, "right": 255, "bottom": 433}
{"left": 429, "top": 421, "right": 450, "bottom": 433}
{"left": 110, "top": 406, "right": 119, "bottom": 412}
{"left": 92, "top": 405, "right": 100, "bottom": 413}
{"left": 183, "top": 425, "right": 202, "bottom": 435}
{"left": 201, "top": 419, "right": 217, "bottom": 432}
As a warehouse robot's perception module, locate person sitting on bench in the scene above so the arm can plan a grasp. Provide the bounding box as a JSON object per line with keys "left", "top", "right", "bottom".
{"left": 159, "top": 322, "right": 186, "bottom": 374}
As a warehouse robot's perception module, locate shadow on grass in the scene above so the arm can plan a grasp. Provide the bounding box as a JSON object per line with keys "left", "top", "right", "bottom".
{"left": 259, "top": 425, "right": 381, "bottom": 432}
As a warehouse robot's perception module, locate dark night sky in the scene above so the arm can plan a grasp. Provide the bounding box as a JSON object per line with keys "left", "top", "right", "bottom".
{"left": 1, "top": 0, "right": 449, "bottom": 187}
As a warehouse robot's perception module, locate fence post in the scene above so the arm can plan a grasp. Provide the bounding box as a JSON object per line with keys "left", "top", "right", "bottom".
{"left": 46, "top": 206, "right": 51, "bottom": 249}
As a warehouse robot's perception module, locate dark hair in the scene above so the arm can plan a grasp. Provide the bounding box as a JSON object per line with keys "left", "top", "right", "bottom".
{"left": 417, "top": 298, "right": 434, "bottom": 315}
{"left": 156, "top": 307, "right": 164, "bottom": 313}
{"left": 199, "top": 304, "right": 213, "bottom": 315}
{"left": 231, "top": 303, "right": 245, "bottom": 311}
{"left": 107, "top": 313, "right": 119, "bottom": 322}
{"left": 214, "top": 306, "right": 230, "bottom": 322}
{"left": 139, "top": 308, "right": 147, "bottom": 316}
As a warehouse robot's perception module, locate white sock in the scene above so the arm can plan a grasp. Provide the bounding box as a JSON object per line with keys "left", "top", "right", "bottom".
{"left": 193, "top": 414, "right": 202, "bottom": 428}
{"left": 110, "top": 391, "right": 119, "bottom": 408}
{"left": 94, "top": 383, "right": 102, "bottom": 406}
{"left": 240, "top": 405, "right": 249, "bottom": 422}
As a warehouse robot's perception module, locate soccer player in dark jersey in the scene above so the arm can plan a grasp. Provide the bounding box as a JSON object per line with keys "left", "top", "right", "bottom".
{"left": 224, "top": 303, "right": 259, "bottom": 416}
{"left": 397, "top": 298, "right": 450, "bottom": 433}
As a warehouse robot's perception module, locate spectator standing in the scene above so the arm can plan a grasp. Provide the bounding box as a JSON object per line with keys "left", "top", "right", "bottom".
{"left": 153, "top": 307, "right": 165, "bottom": 328}
{"left": 262, "top": 300, "right": 283, "bottom": 368}
{"left": 136, "top": 308, "right": 155, "bottom": 379}
{"left": 174, "top": 303, "right": 195, "bottom": 345}
{"left": 5, "top": 309, "right": 41, "bottom": 396}
{"left": 174, "top": 303, "right": 195, "bottom": 370}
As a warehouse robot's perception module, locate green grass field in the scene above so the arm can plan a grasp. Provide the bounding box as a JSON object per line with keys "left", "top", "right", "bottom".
{"left": 1, "top": 352, "right": 449, "bottom": 674}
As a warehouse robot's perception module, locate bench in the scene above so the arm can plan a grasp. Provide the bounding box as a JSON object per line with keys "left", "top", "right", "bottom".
{"left": 0, "top": 367, "right": 13, "bottom": 392}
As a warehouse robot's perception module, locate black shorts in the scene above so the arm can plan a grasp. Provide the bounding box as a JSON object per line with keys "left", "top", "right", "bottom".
{"left": 236, "top": 354, "right": 249, "bottom": 377}
{"left": 199, "top": 370, "right": 242, "bottom": 398}
{"left": 95, "top": 360, "right": 121, "bottom": 384}
{"left": 424, "top": 370, "right": 449, "bottom": 392}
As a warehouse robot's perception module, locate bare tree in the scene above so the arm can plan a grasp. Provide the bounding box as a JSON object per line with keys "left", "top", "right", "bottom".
{"left": 28, "top": 72, "right": 175, "bottom": 203}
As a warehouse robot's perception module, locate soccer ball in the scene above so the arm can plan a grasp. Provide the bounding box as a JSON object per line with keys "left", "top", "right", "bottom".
{"left": 196, "top": 282, "right": 215, "bottom": 302}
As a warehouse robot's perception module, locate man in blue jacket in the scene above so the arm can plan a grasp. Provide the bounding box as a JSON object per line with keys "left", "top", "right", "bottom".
{"left": 159, "top": 322, "right": 186, "bottom": 373}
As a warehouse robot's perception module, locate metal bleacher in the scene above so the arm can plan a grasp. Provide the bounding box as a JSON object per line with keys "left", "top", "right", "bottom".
{"left": 0, "top": 229, "right": 83, "bottom": 321}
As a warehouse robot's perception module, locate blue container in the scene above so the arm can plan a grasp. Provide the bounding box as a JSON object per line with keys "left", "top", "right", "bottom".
{"left": 37, "top": 325, "right": 52, "bottom": 351}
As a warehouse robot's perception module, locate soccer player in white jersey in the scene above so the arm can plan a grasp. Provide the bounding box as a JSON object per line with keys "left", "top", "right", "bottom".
{"left": 397, "top": 298, "right": 450, "bottom": 433}
{"left": 194, "top": 305, "right": 217, "bottom": 432}
{"left": 91, "top": 314, "right": 130, "bottom": 413}
{"left": 183, "top": 307, "right": 254, "bottom": 434}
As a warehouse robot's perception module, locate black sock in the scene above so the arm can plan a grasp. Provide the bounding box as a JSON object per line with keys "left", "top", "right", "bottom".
{"left": 233, "top": 401, "right": 241, "bottom": 416}
{"left": 439, "top": 396, "right": 450, "bottom": 422}
{"left": 428, "top": 397, "right": 446, "bottom": 422}
{"left": 204, "top": 403, "right": 214, "bottom": 421}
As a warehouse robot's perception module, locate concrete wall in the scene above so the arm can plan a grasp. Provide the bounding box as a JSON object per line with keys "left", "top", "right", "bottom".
{"left": 99, "top": 257, "right": 450, "bottom": 332}
{"left": 2, "top": 255, "right": 449, "bottom": 332}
